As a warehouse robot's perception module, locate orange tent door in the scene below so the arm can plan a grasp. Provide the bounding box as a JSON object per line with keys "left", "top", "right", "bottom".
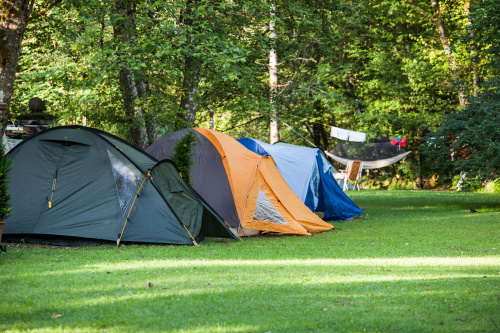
{"left": 258, "top": 158, "right": 334, "bottom": 234}
{"left": 241, "top": 171, "right": 310, "bottom": 235}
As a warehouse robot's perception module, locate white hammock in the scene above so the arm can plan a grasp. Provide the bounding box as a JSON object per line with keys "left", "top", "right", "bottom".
{"left": 324, "top": 151, "right": 412, "bottom": 170}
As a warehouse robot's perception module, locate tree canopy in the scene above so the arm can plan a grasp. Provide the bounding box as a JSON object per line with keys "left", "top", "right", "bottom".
{"left": 423, "top": 0, "right": 500, "bottom": 182}
{"left": 4, "top": 0, "right": 499, "bottom": 186}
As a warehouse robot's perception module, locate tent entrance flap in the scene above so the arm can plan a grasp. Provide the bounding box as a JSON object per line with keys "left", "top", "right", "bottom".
{"left": 253, "top": 188, "right": 288, "bottom": 225}
{"left": 241, "top": 173, "right": 309, "bottom": 235}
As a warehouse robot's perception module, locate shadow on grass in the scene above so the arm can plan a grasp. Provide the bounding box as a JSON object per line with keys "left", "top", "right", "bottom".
{"left": 1, "top": 191, "right": 499, "bottom": 332}
{"left": 1, "top": 258, "right": 499, "bottom": 332}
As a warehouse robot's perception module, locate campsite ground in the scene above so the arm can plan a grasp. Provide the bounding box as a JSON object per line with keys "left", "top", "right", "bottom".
{"left": 1, "top": 190, "right": 499, "bottom": 332}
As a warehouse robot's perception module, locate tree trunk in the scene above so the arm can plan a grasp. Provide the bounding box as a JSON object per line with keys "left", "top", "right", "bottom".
{"left": 113, "top": 0, "right": 154, "bottom": 149}
{"left": 303, "top": 101, "right": 330, "bottom": 150}
{"left": 404, "top": 0, "right": 467, "bottom": 106}
{"left": 269, "top": 3, "right": 279, "bottom": 144}
{"left": 209, "top": 96, "right": 215, "bottom": 130}
{"left": 303, "top": 121, "right": 329, "bottom": 149}
{"left": 345, "top": 78, "right": 362, "bottom": 114}
{"left": 145, "top": 113, "right": 158, "bottom": 145}
{"left": 180, "top": 0, "right": 201, "bottom": 127}
{"left": 180, "top": 56, "right": 201, "bottom": 127}
{"left": 430, "top": 0, "right": 466, "bottom": 106}
{"left": 464, "top": 1, "right": 480, "bottom": 97}
{"left": 0, "top": 0, "right": 35, "bottom": 135}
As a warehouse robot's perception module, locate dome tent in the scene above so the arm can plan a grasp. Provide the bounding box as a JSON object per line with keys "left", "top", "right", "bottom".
{"left": 4, "top": 126, "right": 238, "bottom": 245}
{"left": 238, "top": 138, "right": 363, "bottom": 221}
{"left": 146, "top": 128, "right": 334, "bottom": 236}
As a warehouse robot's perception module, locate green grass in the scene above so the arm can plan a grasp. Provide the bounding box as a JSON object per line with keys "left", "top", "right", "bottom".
{"left": 1, "top": 190, "right": 499, "bottom": 332}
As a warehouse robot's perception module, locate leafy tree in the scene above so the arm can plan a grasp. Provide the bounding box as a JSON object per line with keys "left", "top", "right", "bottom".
{"left": 423, "top": 0, "right": 500, "bottom": 183}
{"left": 7, "top": 0, "right": 496, "bottom": 189}
{"left": 0, "top": 144, "right": 13, "bottom": 220}
{"left": 423, "top": 78, "right": 500, "bottom": 182}
{"left": 112, "top": 0, "right": 156, "bottom": 148}
{"left": 0, "top": 0, "right": 63, "bottom": 134}
{"left": 172, "top": 129, "right": 198, "bottom": 185}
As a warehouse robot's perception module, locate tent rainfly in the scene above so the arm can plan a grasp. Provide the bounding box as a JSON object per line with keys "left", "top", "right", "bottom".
{"left": 145, "top": 128, "right": 334, "bottom": 236}
{"left": 3, "top": 126, "right": 238, "bottom": 245}
{"left": 237, "top": 139, "right": 363, "bottom": 221}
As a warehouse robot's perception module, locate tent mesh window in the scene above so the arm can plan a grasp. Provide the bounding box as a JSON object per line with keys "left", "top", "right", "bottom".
{"left": 253, "top": 189, "right": 288, "bottom": 225}
{"left": 107, "top": 150, "right": 141, "bottom": 216}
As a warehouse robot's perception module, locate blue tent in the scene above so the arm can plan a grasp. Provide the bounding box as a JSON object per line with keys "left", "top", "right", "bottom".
{"left": 237, "top": 138, "right": 363, "bottom": 221}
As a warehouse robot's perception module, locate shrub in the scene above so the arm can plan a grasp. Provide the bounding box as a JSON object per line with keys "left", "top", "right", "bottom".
{"left": 172, "top": 129, "right": 198, "bottom": 186}
{"left": 0, "top": 144, "right": 13, "bottom": 220}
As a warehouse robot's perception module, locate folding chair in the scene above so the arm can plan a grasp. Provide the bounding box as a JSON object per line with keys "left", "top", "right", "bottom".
{"left": 340, "top": 160, "right": 363, "bottom": 191}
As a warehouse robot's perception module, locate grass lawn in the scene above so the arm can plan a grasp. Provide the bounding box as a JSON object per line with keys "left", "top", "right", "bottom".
{"left": 1, "top": 190, "right": 499, "bottom": 332}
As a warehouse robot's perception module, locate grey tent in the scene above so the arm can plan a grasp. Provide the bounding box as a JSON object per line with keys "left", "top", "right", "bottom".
{"left": 3, "top": 126, "right": 238, "bottom": 245}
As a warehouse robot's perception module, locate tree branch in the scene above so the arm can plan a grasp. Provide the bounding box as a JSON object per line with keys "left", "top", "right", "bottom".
{"left": 27, "top": 0, "right": 63, "bottom": 24}
{"left": 402, "top": 1, "right": 431, "bottom": 17}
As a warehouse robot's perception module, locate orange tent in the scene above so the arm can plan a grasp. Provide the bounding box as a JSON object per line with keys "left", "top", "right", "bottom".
{"left": 146, "top": 128, "right": 333, "bottom": 236}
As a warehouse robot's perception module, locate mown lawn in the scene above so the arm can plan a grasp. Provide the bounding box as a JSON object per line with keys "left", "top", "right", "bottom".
{"left": 1, "top": 190, "right": 499, "bottom": 332}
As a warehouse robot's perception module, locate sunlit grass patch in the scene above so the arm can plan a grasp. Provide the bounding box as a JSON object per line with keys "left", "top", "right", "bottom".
{"left": 1, "top": 190, "right": 499, "bottom": 332}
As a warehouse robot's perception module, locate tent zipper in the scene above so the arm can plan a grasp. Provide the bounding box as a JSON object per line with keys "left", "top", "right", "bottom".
{"left": 48, "top": 169, "right": 58, "bottom": 208}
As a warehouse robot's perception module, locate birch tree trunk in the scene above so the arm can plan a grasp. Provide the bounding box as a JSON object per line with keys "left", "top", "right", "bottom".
{"left": 0, "top": 0, "right": 35, "bottom": 135}
{"left": 269, "top": 3, "right": 279, "bottom": 144}
{"left": 113, "top": 0, "right": 155, "bottom": 149}
{"left": 180, "top": 0, "right": 201, "bottom": 127}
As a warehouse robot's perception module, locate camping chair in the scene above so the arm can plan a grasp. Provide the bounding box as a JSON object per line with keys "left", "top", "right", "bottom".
{"left": 340, "top": 160, "right": 363, "bottom": 191}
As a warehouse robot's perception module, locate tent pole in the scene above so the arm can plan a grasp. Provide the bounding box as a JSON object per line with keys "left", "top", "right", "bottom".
{"left": 182, "top": 225, "right": 199, "bottom": 246}
{"left": 239, "top": 156, "right": 265, "bottom": 226}
{"left": 117, "top": 171, "right": 152, "bottom": 246}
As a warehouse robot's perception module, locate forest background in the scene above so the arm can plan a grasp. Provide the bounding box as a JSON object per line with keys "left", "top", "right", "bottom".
{"left": 1, "top": 0, "right": 499, "bottom": 190}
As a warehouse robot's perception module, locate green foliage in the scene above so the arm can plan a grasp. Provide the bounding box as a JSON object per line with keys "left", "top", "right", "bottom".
{"left": 0, "top": 144, "right": 13, "bottom": 220}
{"left": 388, "top": 184, "right": 416, "bottom": 191}
{"left": 9, "top": 0, "right": 498, "bottom": 185}
{"left": 491, "top": 178, "right": 500, "bottom": 193}
{"left": 467, "top": 0, "right": 500, "bottom": 73}
{"left": 423, "top": 78, "right": 500, "bottom": 184}
{"left": 422, "top": 0, "right": 500, "bottom": 185}
{"left": 451, "top": 174, "right": 483, "bottom": 192}
{"left": 172, "top": 129, "right": 198, "bottom": 186}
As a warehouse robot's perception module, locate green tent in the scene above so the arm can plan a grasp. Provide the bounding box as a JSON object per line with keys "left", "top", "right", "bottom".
{"left": 3, "top": 126, "right": 238, "bottom": 245}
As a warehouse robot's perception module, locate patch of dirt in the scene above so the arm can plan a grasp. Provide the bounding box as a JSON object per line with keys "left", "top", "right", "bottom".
{"left": 4, "top": 243, "right": 78, "bottom": 250}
